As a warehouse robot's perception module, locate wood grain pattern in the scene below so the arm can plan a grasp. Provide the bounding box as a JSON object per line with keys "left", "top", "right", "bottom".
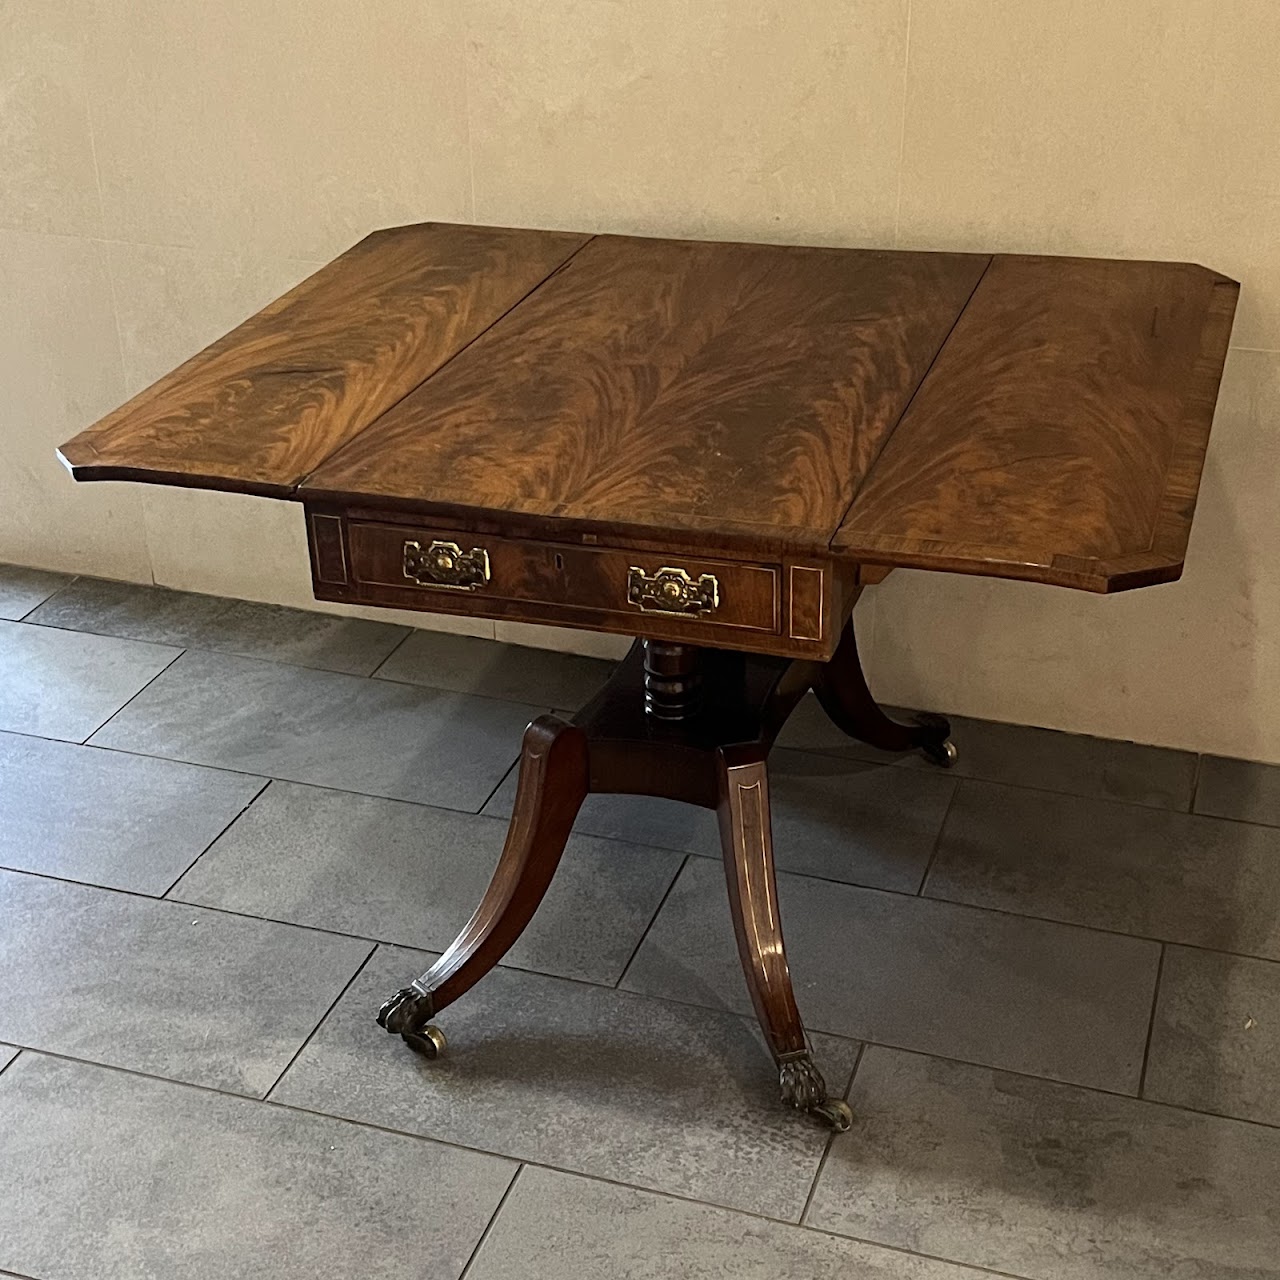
{"left": 58, "top": 223, "right": 588, "bottom": 495}
{"left": 299, "top": 235, "right": 988, "bottom": 549}
{"left": 58, "top": 221, "right": 1238, "bottom": 600}
{"left": 315, "top": 510, "right": 853, "bottom": 661}
{"left": 391, "top": 715, "right": 589, "bottom": 1019}
{"left": 345, "top": 518, "right": 781, "bottom": 633}
{"left": 833, "top": 255, "right": 1239, "bottom": 591}
{"left": 716, "top": 744, "right": 809, "bottom": 1062}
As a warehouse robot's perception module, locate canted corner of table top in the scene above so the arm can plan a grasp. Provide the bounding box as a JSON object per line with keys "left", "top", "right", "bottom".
{"left": 56, "top": 224, "right": 1240, "bottom": 609}
{"left": 830, "top": 256, "right": 1239, "bottom": 593}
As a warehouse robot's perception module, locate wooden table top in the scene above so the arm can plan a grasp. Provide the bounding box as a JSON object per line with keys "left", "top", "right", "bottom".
{"left": 59, "top": 221, "right": 1237, "bottom": 593}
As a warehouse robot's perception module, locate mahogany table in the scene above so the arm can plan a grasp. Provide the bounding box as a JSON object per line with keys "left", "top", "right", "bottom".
{"left": 59, "top": 223, "right": 1237, "bottom": 1129}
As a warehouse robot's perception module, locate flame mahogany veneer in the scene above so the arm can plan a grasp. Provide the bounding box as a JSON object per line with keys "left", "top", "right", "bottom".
{"left": 58, "top": 222, "right": 1238, "bottom": 1128}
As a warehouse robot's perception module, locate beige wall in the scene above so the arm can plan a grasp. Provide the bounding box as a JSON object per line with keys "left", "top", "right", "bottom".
{"left": 3, "top": 1, "right": 1278, "bottom": 758}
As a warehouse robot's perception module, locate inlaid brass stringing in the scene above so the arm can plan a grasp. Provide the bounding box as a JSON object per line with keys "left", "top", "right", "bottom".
{"left": 403, "top": 540, "right": 491, "bottom": 591}
{"left": 626, "top": 565, "right": 720, "bottom": 616}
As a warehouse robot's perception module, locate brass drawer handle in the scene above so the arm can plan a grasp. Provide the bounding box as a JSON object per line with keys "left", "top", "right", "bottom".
{"left": 627, "top": 565, "right": 720, "bottom": 616}
{"left": 403, "top": 540, "right": 491, "bottom": 591}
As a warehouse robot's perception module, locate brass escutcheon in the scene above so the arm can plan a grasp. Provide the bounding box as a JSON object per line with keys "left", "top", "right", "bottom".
{"left": 403, "top": 540, "right": 491, "bottom": 591}
{"left": 626, "top": 565, "right": 720, "bottom": 616}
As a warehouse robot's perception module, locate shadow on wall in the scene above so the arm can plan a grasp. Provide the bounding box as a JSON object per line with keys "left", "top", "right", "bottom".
{"left": 862, "top": 348, "right": 1276, "bottom": 764}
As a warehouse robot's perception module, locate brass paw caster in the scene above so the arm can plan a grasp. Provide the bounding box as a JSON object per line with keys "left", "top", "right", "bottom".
{"left": 810, "top": 1098, "right": 854, "bottom": 1132}
{"left": 922, "top": 737, "right": 958, "bottom": 768}
{"left": 912, "top": 712, "right": 957, "bottom": 769}
{"left": 402, "top": 1025, "right": 447, "bottom": 1058}
{"left": 377, "top": 985, "right": 433, "bottom": 1035}
{"left": 778, "top": 1053, "right": 852, "bottom": 1132}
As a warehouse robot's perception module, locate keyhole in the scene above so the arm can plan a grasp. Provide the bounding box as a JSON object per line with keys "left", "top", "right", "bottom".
{"left": 554, "top": 553, "right": 564, "bottom": 571}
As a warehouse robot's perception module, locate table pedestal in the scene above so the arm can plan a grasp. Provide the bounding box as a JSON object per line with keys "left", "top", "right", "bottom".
{"left": 377, "top": 612, "right": 955, "bottom": 1130}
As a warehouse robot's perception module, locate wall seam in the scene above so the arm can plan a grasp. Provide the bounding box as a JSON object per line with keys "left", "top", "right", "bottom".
{"left": 461, "top": 4, "right": 478, "bottom": 222}
{"left": 892, "top": 0, "right": 914, "bottom": 247}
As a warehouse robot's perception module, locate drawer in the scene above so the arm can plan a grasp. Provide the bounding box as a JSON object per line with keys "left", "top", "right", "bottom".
{"left": 344, "top": 520, "right": 780, "bottom": 634}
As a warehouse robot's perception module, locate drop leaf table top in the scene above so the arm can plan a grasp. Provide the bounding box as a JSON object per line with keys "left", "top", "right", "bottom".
{"left": 56, "top": 222, "right": 1239, "bottom": 1130}
{"left": 59, "top": 221, "right": 1237, "bottom": 602}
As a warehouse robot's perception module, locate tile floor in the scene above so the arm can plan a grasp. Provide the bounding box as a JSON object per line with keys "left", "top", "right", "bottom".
{"left": 1, "top": 563, "right": 1279, "bottom": 1278}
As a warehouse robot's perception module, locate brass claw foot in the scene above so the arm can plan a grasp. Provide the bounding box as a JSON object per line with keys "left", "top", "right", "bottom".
{"left": 912, "top": 712, "right": 958, "bottom": 768}
{"left": 778, "top": 1054, "right": 853, "bottom": 1132}
{"left": 377, "top": 986, "right": 447, "bottom": 1057}
{"left": 376, "top": 986, "right": 433, "bottom": 1035}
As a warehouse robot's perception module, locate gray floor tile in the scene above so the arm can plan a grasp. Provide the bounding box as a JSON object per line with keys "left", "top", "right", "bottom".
{"left": 774, "top": 691, "right": 904, "bottom": 759}
{"left": 484, "top": 750, "right": 955, "bottom": 892}
{"left": 0, "top": 563, "right": 70, "bottom": 620}
{"left": 778, "top": 693, "right": 1198, "bottom": 810}
{"left": 0, "top": 618, "right": 179, "bottom": 742}
{"left": 469, "top": 1165, "right": 995, "bottom": 1280}
{"left": 484, "top": 775, "right": 721, "bottom": 857}
{"left": 1145, "top": 945, "right": 1280, "bottom": 1126}
{"left": 0, "top": 1053, "right": 514, "bottom": 1280}
{"left": 375, "top": 629, "right": 614, "bottom": 710}
{"left": 1196, "top": 754, "right": 1280, "bottom": 828}
{"left": 0, "top": 731, "right": 264, "bottom": 894}
{"left": 926, "top": 780, "right": 1280, "bottom": 958}
{"left": 27, "top": 576, "right": 409, "bottom": 675}
{"left": 171, "top": 780, "right": 684, "bottom": 986}
{"left": 766, "top": 751, "right": 956, "bottom": 890}
{"left": 89, "top": 649, "right": 539, "bottom": 810}
{"left": 273, "top": 945, "right": 858, "bottom": 1220}
{"left": 0, "top": 1046, "right": 15, "bottom": 1073}
{"left": 623, "top": 857, "right": 1158, "bottom": 1092}
{"left": 807, "top": 1046, "right": 1280, "bottom": 1280}
{"left": 0, "top": 869, "right": 370, "bottom": 1095}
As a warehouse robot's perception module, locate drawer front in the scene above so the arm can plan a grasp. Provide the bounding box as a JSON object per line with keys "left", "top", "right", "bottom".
{"left": 345, "top": 521, "right": 780, "bottom": 634}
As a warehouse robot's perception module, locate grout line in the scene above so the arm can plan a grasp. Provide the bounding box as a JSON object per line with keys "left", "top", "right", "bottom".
{"left": 16, "top": 607, "right": 585, "bottom": 710}
{"left": 474, "top": 755, "right": 521, "bottom": 816}
{"left": 262, "top": 943, "right": 379, "bottom": 1102}
{"left": 675, "top": 848, "right": 1279, "bottom": 969}
{"left": 160, "top": 777, "right": 272, "bottom": 899}
{"left": 458, "top": 1165, "right": 522, "bottom": 1280}
{"left": 29, "top": 1017, "right": 1280, "bottom": 1143}
{"left": 0, "top": 724, "right": 534, "bottom": 822}
{"left": 4, "top": 719, "right": 1280, "bottom": 967}
{"left": 16, "top": 709, "right": 1280, "bottom": 846}
{"left": 16, "top": 615, "right": 421, "bottom": 682}
{"left": 792, "top": 737, "right": 1214, "bottom": 816}
{"left": 0, "top": 862, "right": 389, "bottom": 945}
{"left": 364, "top": 625, "right": 416, "bottom": 679}
{"left": 14, "top": 575, "right": 81, "bottom": 623}
{"left": 799, "top": 1042, "right": 863, "bottom": 1224}
{"left": 914, "top": 776, "right": 959, "bottom": 895}
{"left": 10, "top": 991, "right": 1280, "bottom": 1223}
{"left": 0, "top": 1043, "right": 1211, "bottom": 1280}
{"left": 14, "top": 837, "right": 1280, "bottom": 1008}
{"left": 1137, "top": 944, "right": 1167, "bottom": 1100}
{"left": 613, "top": 854, "right": 691, "bottom": 989}
{"left": 7, "top": 604, "right": 1275, "bottom": 789}
{"left": 77, "top": 647, "right": 186, "bottom": 745}
{"left": 0, "top": 1049, "right": 22, "bottom": 1082}
{"left": 1189, "top": 751, "right": 1205, "bottom": 814}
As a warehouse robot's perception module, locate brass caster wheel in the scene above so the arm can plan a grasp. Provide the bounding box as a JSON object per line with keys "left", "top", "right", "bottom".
{"left": 911, "top": 712, "right": 956, "bottom": 768}
{"left": 810, "top": 1098, "right": 854, "bottom": 1132}
{"left": 402, "top": 1025, "right": 447, "bottom": 1058}
{"left": 922, "top": 738, "right": 958, "bottom": 769}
